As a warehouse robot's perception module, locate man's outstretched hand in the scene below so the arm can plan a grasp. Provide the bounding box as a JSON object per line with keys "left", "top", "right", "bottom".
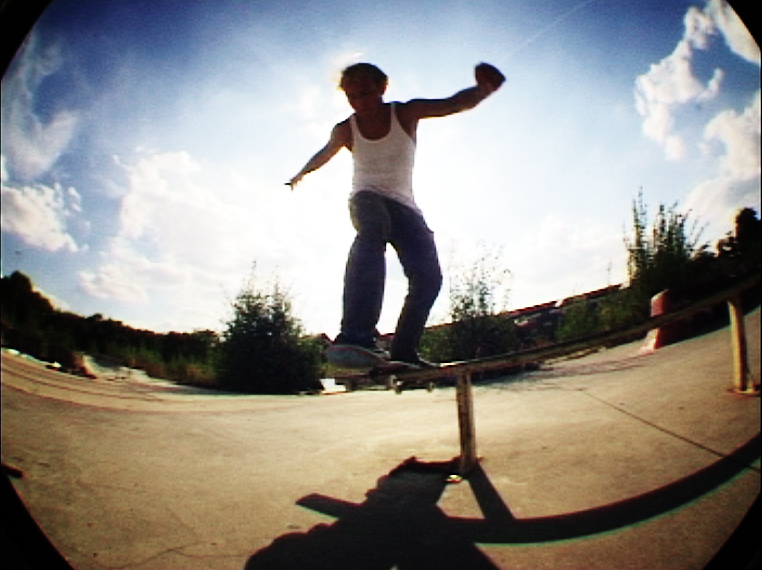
{"left": 285, "top": 173, "right": 303, "bottom": 190}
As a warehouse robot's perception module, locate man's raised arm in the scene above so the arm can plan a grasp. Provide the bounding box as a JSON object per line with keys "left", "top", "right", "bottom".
{"left": 287, "top": 122, "right": 350, "bottom": 189}
{"left": 403, "top": 63, "right": 505, "bottom": 121}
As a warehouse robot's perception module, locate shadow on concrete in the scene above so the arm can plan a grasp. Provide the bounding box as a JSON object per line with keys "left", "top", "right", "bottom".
{"left": 453, "top": 434, "right": 760, "bottom": 544}
{"left": 244, "top": 457, "right": 499, "bottom": 570}
{"left": 245, "top": 435, "right": 759, "bottom": 569}
{"left": 2, "top": 471, "right": 75, "bottom": 570}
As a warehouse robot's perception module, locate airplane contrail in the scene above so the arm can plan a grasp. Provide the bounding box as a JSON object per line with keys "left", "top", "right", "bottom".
{"left": 502, "top": 0, "right": 600, "bottom": 62}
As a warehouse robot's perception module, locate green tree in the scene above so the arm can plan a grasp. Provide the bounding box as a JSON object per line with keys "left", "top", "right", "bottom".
{"left": 717, "top": 207, "right": 761, "bottom": 275}
{"left": 215, "top": 270, "right": 323, "bottom": 394}
{"left": 1, "top": 271, "right": 219, "bottom": 384}
{"left": 597, "top": 287, "right": 647, "bottom": 332}
{"left": 0, "top": 271, "right": 54, "bottom": 332}
{"left": 423, "top": 244, "right": 516, "bottom": 361}
{"left": 624, "top": 190, "right": 708, "bottom": 312}
{"left": 557, "top": 301, "right": 599, "bottom": 341}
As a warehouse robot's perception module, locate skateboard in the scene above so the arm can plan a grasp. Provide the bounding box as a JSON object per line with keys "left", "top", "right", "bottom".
{"left": 325, "top": 344, "right": 439, "bottom": 393}
{"left": 325, "top": 344, "right": 391, "bottom": 369}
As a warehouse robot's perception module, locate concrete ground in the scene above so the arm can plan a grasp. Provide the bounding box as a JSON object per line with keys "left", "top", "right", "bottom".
{"left": 1, "top": 309, "right": 759, "bottom": 570}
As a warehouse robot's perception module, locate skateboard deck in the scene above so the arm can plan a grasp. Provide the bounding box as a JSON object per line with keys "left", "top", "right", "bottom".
{"left": 325, "top": 344, "right": 458, "bottom": 394}
{"left": 325, "top": 344, "right": 389, "bottom": 369}
{"left": 326, "top": 345, "right": 453, "bottom": 393}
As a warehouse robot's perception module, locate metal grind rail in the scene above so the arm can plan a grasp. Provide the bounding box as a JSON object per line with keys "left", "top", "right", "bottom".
{"left": 394, "top": 274, "right": 760, "bottom": 476}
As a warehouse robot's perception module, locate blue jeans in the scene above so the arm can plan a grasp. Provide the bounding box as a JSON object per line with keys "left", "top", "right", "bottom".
{"left": 340, "top": 191, "right": 442, "bottom": 360}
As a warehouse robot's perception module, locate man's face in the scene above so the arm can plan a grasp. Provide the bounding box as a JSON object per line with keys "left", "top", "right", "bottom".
{"left": 342, "top": 75, "right": 385, "bottom": 113}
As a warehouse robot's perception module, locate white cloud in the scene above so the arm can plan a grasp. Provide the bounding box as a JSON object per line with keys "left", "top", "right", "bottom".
{"left": 0, "top": 31, "right": 79, "bottom": 181}
{"left": 684, "top": 5, "right": 718, "bottom": 50}
{"left": 635, "top": 0, "right": 760, "bottom": 240}
{"left": 683, "top": 90, "right": 762, "bottom": 237}
{"left": 633, "top": 0, "right": 759, "bottom": 161}
{"left": 1, "top": 160, "right": 80, "bottom": 252}
{"left": 78, "top": 265, "right": 147, "bottom": 304}
{"left": 704, "top": 90, "right": 761, "bottom": 178}
{"left": 634, "top": 8, "right": 722, "bottom": 160}
{"left": 291, "top": 80, "right": 352, "bottom": 145}
{"left": 79, "top": 152, "right": 232, "bottom": 304}
{"left": 445, "top": 215, "right": 628, "bottom": 313}
{"left": 66, "top": 187, "right": 83, "bottom": 213}
{"left": 76, "top": 149, "right": 354, "bottom": 332}
{"left": 705, "top": 0, "right": 761, "bottom": 65}
{"left": 662, "top": 135, "right": 687, "bottom": 162}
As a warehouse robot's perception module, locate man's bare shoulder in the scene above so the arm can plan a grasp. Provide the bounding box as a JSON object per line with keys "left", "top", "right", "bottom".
{"left": 334, "top": 118, "right": 353, "bottom": 134}
{"left": 330, "top": 119, "right": 352, "bottom": 147}
{"left": 395, "top": 99, "right": 420, "bottom": 115}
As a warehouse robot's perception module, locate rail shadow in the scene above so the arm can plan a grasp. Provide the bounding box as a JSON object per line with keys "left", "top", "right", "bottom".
{"left": 244, "top": 457, "right": 499, "bottom": 570}
{"left": 245, "top": 435, "right": 759, "bottom": 569}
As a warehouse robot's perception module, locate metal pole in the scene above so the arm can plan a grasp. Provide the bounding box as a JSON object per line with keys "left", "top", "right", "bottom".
{"left": 727, "top": 295, "right": 757, "bottom": 394}
{"left": 456, "top": 372, "right": 478, "bottom": 475}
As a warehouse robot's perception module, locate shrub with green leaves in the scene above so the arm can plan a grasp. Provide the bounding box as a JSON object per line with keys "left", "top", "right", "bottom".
{"left": 216, "top": 272, "right": 323, "bottom": 394}
{"left": 625, "top": 190, "right": 707, "bottom": 307}
{"left": 421, "top": 243, "right": 516, "bottom": 362}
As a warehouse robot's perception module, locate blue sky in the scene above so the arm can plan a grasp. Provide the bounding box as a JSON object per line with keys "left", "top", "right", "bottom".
{"left": 1, "top": 0, "right": 759, "bottom": 335}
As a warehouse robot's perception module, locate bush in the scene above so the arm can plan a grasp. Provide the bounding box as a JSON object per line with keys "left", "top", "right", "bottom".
{"left": 448, "top": 245, "right": 515, "bottom": 360}
{"left": 175, "top": 362, "right": 217, "bottom": 387}
{"left": 557, "top": 301, "right": 599, "bottom": 342}
{"left": 215, "top": 272, "right": 323, "bottom": 394}
{"left": 625, "top": 190, "right": 707, "bottom": 304}
{"left": 597, "top": 288, "right": 648, "bottom": 331}
{"left": 421, "top": 244, "right": 516, "bottom": 362}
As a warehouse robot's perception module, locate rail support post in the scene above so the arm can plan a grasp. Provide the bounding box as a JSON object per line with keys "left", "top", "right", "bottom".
{"left": 727, "top": 295, "right": 759, "bottom": 395}
{"left": 456, "top": 372, "right": 478, "bottom": 476}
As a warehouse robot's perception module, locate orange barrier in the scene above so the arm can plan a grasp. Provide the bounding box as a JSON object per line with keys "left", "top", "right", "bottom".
{"left": 640, "top": 290, "right": 669, "bottom": 354}
{"left": 640, "top": 289, "right": 688, "bottom": 354}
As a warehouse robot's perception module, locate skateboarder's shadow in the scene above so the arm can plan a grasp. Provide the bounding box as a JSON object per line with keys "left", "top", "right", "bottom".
{"left": 244, "top": 457, "right": 500, "bottom": 570}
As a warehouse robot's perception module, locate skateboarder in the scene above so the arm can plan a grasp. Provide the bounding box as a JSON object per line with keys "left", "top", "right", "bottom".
{"left": 288, "top": 62, "right": 505, "bottom": 367}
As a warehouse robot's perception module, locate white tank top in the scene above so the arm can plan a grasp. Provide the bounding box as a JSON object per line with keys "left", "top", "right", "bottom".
{"left": 350, "top": 103, "right": 419, "bottom": 213}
